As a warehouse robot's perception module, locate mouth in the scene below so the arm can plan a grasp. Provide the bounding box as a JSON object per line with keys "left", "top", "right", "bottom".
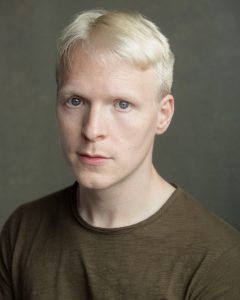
{"left": 78, "top": 153, "right": 111, "bottom": 165}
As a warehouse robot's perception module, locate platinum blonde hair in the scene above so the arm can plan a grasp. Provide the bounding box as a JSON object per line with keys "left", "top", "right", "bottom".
{"left": 56, "top": 9, "right": 175, "bottom": 97}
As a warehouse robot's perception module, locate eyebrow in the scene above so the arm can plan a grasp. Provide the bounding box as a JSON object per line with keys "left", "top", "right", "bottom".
{"left": 57, "top": 87, "right": 90, "bottom": 100}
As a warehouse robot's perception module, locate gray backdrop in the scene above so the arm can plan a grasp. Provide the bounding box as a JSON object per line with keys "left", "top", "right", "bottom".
{"left": 1, "top": 0, "right": 240, "bottom": 230}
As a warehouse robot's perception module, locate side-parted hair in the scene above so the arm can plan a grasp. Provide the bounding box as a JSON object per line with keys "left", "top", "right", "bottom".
{"left": 56, "top": 9, "right": 175, "bottom": 98}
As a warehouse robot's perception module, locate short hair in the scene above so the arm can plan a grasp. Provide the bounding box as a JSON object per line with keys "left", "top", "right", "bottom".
{"left": 56, "top": 9, "right": 175, "bottom": 98}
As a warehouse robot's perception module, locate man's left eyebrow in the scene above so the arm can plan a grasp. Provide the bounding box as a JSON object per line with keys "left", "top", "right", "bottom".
{"left": 112, "top": 93, "right": 139, "bottom": 103}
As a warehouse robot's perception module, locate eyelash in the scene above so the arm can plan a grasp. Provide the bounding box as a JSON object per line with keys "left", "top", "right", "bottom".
{"left": 66, "top": 97, "right": 84, "bottom": 107}
{"left": 65, "top": 97, "right": 132, "bottom": 112}
{"left": 114, "top": 100, "right": 132, "bottom": 112}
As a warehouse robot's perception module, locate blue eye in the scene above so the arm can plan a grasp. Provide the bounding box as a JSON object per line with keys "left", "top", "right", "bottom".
{"left": 67, "top": 97, "right": 82, "bottom": 106}
{"left": 115, "top": 100, "right": 131, "bottom": 111}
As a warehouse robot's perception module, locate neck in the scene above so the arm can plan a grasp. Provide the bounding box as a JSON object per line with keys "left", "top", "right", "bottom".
{"left": 77, "top": 165, "right": 175, "bottom": 229}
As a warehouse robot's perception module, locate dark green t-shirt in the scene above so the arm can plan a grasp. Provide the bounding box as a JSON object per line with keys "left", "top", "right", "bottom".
{"left": 1, "top": 183, "right": 240, "bottom": 299}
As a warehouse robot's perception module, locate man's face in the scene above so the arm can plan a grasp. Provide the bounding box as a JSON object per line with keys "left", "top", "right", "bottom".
{"left": 56, "top": 48, "right": 169, "bottom": 190}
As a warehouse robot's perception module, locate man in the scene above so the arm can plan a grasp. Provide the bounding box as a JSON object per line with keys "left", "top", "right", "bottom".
{"left": 1, "top": 9, "right": 240, "bottom": 300}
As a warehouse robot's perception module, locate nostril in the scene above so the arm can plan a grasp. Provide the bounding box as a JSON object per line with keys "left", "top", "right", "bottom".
{"left": 81, "top": 122, "right": 105, "bottom": 142}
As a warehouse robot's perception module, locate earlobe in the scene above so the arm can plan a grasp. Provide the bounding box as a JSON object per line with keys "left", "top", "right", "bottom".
{"left": 156, "top": 94, "right": 175, "bottom": 135}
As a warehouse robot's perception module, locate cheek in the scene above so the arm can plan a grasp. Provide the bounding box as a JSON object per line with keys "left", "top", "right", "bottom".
{"left": 118, "top": 114, "right": 157, "bottom": 150}
{"left": 57, "top": 114, "right": 80, "bottom": 147}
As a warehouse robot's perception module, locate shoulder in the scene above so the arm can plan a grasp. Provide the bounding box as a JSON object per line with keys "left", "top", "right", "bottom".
{"left": 173, "top": 188, "right": 240, "bottom": 298}
{"left": 175, "top": 187, "right": 240, "bottom": 241}
{"left": 161, "top": 187, "right": 240, "bottom": 297}
{"left": 0, "top": 183, "right": 77, "bottom": 294}
{"left": 167, "top": 186, "right": 240, "bottom": 266}
{"left": 0, "top": 182, "right": 77, "bottom": 243}
{"left": 161, "top": 186, "right": 240, "bottom": 261}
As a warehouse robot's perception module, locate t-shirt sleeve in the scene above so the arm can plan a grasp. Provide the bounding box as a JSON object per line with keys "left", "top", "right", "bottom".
{"left": 191, "top": 242, "right": 240, "bottom": 300}
{"left": 0, "top": 218, "right": 16, "bottom": 300}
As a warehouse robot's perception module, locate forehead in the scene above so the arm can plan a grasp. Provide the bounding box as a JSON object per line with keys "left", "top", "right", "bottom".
{"left": 60, "top": 47, "right": 156, "bottom": 83}
{"left": 58, "top": 47, "right": 158, "bottom": 99}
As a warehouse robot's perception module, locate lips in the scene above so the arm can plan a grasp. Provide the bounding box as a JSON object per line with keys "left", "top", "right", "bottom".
{"left": 79, "top": 153, "right": 108, "bottom": 158}
{"left": 78, "top": 153, "right": 110, "bottom": 165}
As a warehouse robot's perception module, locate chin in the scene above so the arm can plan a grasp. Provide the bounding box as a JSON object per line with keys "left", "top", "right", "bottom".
{"left": 74, "top": 173, "right": 115, "bottom": 191}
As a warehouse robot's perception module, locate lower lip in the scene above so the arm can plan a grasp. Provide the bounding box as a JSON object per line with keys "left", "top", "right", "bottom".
{"left": 78, "top": 155, "right": 110, "bottom": 166}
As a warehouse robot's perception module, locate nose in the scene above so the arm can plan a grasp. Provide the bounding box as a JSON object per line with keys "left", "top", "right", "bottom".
{"left": 81, "top": 104, "right": 107, "bottom": 142}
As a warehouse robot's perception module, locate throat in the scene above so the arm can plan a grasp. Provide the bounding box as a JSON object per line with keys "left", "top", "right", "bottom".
{"left": 77, "top": 168, "right": 175, "bottom": 229}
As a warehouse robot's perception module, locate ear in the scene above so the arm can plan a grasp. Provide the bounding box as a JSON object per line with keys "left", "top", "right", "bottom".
{"left": 156, "top": 94, "right": 175, "bottom": 135}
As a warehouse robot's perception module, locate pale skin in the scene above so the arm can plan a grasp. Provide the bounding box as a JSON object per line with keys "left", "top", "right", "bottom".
{"left": 56, "top": 46, "right": 175, "bottom": 228}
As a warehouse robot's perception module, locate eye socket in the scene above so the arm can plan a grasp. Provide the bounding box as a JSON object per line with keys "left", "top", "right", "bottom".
{"left": 66, "top": 97, "right": 83, "bottom": 107}
{"left": 114, "top": 100, "right": 132, "bottom": 112}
